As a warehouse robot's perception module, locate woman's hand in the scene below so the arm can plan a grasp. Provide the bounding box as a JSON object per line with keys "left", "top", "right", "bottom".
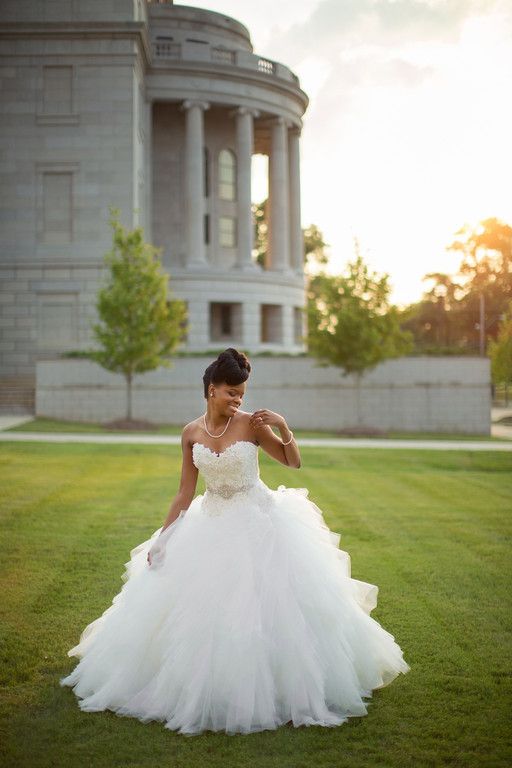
{"left": 249, "top": 409, "right": 286, "bottom": 430}
{"left": 146, "top": 511, "right": 187, "bottom": 569}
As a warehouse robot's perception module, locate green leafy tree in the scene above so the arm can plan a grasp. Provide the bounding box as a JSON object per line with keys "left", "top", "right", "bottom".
{"left": 399, "top": 218, "right": 512, "bottom": 354}
{"left": 91, "top": 208, "right": 187, "bottom": 421}
{"left": 252, "top": 198, "right": 329, "bottom": 269}
{"left": 449, "top": 217, "right": 512, "bottom": 297}
{"left": 489, "top": 301, "right": 512, "bottom": 397}
{"left": 307, "top": 246, "right": 413, "bottom": 423}
{"left": 399, "top": 272, "right": 465, "bottom": 353}
{"left": 448, "top": 217, "right": 512, "bottom": 351}
{"left": 303, "top": 223, "right": 329, "bottom": 269}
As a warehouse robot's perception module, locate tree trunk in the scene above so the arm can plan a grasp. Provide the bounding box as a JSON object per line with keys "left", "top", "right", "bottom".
{"left": 126, "top": 373, "right": 132, "bottom": 420}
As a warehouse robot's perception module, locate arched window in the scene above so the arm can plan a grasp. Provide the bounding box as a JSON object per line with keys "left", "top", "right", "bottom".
{"left": 218, "top": 149, "right": 236, "bottom": 201}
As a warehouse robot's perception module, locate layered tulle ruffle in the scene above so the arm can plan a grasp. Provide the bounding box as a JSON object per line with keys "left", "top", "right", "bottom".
{"left": 60, "top": 480, "right": 410, "bottom": 735}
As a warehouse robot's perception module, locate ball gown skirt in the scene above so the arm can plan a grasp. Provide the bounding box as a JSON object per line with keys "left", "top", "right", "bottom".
{"left": 60, "top": 440, "right": 410, "bottom": 735}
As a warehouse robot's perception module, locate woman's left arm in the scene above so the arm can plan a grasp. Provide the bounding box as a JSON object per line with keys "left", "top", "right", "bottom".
{"left": 249, "top": 409, "right": 301, "bottom": 468}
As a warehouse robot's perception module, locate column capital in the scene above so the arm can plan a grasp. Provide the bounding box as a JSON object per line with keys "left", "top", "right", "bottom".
{"left": 289, "top": 123, "right": 302, "bottom": 137}
{"left": 269, "top": 115, "right": 293, "bottom": 129}
{"left": 180, "top": 99, "right": 210, "bottom": 112}
{"left": 229, "top": 106, "right": 261, "bottom": 120}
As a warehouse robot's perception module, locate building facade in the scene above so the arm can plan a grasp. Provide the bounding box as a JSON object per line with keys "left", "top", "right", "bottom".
{"left": 0, "top": 0, "right": 309, "bottom": 385}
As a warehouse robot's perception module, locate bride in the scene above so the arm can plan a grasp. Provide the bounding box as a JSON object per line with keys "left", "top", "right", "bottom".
{"left": 60, "top": 347, "right": 410, "bottom": 735}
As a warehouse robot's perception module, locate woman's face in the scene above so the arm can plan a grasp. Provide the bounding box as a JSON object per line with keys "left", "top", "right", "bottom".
{"left": 210, "top": 381, "right": 247, "bottom": 416}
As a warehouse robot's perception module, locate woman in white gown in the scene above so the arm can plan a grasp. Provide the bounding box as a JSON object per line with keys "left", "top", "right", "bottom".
{"left": 60, "top": 348, "right": 410, "bottom": 735}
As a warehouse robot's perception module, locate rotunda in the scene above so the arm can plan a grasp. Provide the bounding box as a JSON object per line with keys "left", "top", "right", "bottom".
{"left": 147, "top": 1, "right": 309, "bottom": 352}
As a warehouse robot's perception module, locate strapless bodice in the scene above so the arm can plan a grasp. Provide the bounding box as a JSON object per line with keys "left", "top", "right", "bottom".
{"left": 192, "top": 440, "right": 269, "bottom": 516}
{"left": 192, "top": 440, "right": 260, "bottom": 495}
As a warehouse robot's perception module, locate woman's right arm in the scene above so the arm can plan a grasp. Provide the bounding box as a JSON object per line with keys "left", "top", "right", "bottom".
{"left": 147, "top": 427, "right": 198, "bottom": 566}
{"left": 159, "top": 426, "right": 198, "bottom": 533}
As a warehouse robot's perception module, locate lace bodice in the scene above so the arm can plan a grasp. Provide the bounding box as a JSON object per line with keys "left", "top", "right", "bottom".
{"left": 192, "top": 440, "right": 270, "bottom": 516}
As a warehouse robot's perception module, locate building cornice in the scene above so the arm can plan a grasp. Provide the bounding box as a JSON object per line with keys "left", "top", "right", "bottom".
{"left": 147, "top": 61, "right": 308, "bottom": 114}
{"left": 0, "top": 21, "right": 152, "bottom": 69}
{"left": 5, "top": 261, "right": 306, "bottom": 288}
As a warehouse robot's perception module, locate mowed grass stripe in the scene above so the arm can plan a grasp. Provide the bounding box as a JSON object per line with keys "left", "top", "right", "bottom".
{"left": 0, "top": 443, "right": 511, "bottom": 768}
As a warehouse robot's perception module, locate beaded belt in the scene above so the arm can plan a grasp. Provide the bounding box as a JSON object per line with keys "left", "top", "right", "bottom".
{"left": 206, "top": 482, "right": 257, "bottom": 499}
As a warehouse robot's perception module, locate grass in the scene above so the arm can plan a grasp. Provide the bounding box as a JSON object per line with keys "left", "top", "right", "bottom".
{"left": 0, "top": 443, "right": 511, "bottom": 768}
{"left": 4, "top": 416, "right": 507, "bottom": 442}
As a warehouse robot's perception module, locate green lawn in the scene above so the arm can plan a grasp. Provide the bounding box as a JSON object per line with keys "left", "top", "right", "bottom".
{"left": 1, "top": 443, "right": 511, "bottom": 768}
{"left": 5, "top": 416, "right": 507, "bottom": 442}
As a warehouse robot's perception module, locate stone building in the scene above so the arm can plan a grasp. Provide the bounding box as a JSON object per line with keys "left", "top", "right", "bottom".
{"left": 0, "top": 0, "right": 309, "bottom": 408}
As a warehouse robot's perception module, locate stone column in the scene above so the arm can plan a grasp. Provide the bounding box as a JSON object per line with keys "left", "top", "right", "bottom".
{"left": 180, "top": 99, "right": 210, "bottom": 268}
{"left": 241, "top": 301, "right": 260, "bottom": 351}
{"left": 282, "top": 304, "right": 294, "bottom": 349}
{"left": 186, "top": 298, "right": 210, "bottom": 349}
{"left": 288, "top": 125, "right": 303, "bottom": 273}
{"left": 232, "top": 106, "right": 260, "bottom": 270}
{"left": 267, "top": 116, "right": 290, "bottom": 272}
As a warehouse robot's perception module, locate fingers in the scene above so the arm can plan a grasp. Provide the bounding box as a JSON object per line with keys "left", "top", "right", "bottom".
{"left": 250, "top": 409, "right": 268, "bottom": 420}
{"left": 250, "top": 411, "right": 266, "bottom": 428}
{"left": 250, "top": 409, "right": 279, "bottom": 427}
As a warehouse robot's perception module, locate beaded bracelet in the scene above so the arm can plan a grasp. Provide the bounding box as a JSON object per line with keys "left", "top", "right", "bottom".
{"left": 282, "top": 430, "right": 294, "bottom": 446}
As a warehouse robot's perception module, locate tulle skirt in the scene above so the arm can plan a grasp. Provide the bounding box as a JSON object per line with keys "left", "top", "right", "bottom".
{"left": 60, "top": 481, "right": 410, "bottom": 735}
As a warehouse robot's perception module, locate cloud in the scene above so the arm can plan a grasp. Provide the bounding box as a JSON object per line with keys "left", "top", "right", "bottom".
{"left": 266, "top": 0, "right": 500, "bottom": 65}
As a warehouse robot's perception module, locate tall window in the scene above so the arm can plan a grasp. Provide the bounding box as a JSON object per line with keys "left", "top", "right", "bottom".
{"left": 43, "top": 66, "right": 72, "bottom": 114}
{"left": 43, "top": 172, "right": 72, "bottom": 244}
{"left": 219, "top": 216, "right": 236, "bottom": 248}
{"left": 218, "top": 149, "right": 236, "bottom": 200}
{"left": 37, "top": 293, "right": 78, "bottom": 349}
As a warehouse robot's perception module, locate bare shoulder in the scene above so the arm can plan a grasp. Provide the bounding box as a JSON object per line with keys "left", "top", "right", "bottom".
{"left": 234, "top": 409, "right": 260, "bottom": 443}
{"left": 233, "top": 409, "right": 255, "bottom": 430}
{"left": 182, "top": 418, "right": 202, "bottom": 446}
{"left": 234, "top": 409, "right": 252, "bottom": 424}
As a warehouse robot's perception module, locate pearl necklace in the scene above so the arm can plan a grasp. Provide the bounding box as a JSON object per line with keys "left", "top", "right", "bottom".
{"left": 203, "top": 412, "right": 232, "bottom": 438}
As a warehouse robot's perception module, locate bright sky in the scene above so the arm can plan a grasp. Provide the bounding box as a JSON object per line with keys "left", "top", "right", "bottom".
{"left": 177, "top": 0, "right": 512, "bottom": 306}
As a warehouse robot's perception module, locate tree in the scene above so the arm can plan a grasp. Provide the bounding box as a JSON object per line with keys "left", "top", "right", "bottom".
{"left": 400, "top": 272, "right": 464, "bottom": 350}
{"left": 448, "top": 218, "right": 512, "bottom": 351}
{"left": 489, "top": 300, "right": 512, "bottom": 401}
{"left": 449, "top": 217, "right": 512, "bottom": 297}
{"left": 307, "top": 246, "right": 413, "bottom": 424}
{"left": 90, "top": 208, "right": 187, "bottom": 421}
{"left": 422, "top": 272, "right": 463, "bottom": 312}
{"left": 303, "top": 223, "right": 329, "bottom": 270}
{"left": 398, "top": 218, "right": 512, "bottom": 355}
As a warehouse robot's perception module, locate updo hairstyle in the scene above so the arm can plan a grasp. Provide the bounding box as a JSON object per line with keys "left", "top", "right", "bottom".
{"left": 203, "top": 348, "right": 251, "bottom": 399}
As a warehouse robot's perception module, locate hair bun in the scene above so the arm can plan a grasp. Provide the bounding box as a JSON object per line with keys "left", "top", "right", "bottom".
{"left": 217, "top": 348, "right": 251, "bottom": 373}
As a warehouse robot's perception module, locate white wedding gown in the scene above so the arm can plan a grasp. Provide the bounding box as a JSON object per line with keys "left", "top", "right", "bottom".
{"left": 60, "top": 440, "right": 410, "bottom": 735}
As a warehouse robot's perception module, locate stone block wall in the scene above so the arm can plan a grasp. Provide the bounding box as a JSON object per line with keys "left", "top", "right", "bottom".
{"left": 0, "top": 11, "right": 145, "bottom": 375}
{"left": 35, "top": 355, "right": 491, "bottom": 434}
